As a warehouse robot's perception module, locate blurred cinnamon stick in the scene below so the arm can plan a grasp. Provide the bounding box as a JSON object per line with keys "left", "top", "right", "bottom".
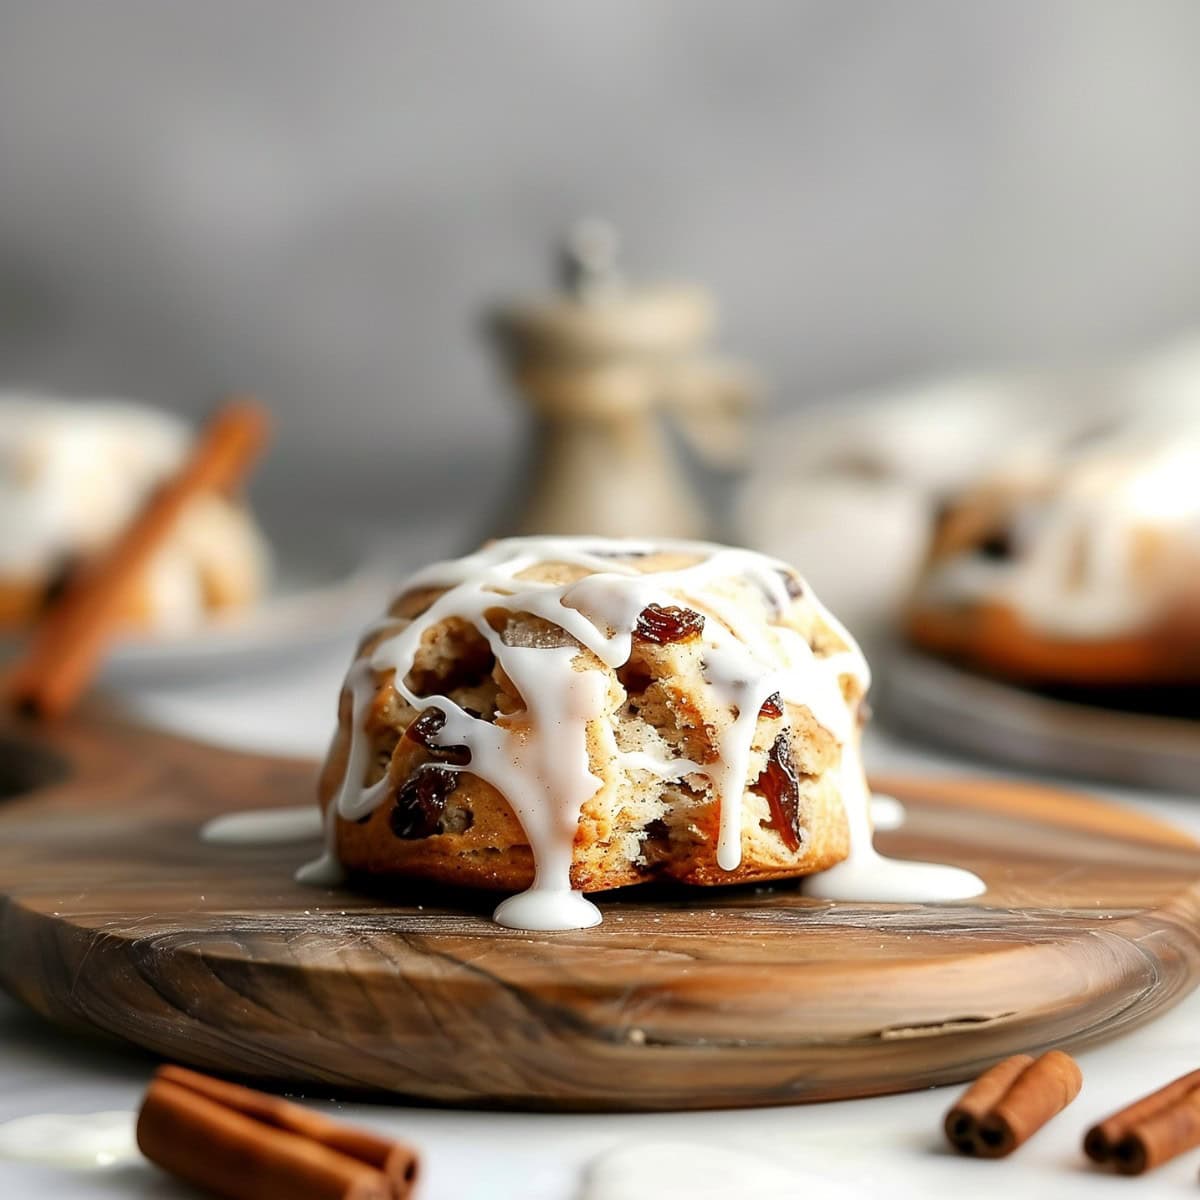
{"left": 138, "top": 1065, "right": 419, "bottom": 1200}
{"left": 5, "top": 399, "right": 270, "bottom": 719}
{"left": 155, "top": 1065, "right": 419, "bottom": 1194}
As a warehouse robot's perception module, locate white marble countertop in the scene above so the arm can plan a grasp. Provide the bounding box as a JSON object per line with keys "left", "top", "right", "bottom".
{"left": 4, "top": 636, "right": 1200, "bottom": 1199}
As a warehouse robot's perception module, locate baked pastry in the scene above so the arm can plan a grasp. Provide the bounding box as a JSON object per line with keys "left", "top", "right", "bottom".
{"left": 908, "top": 430, "right": 1200, "bottom": 686}
{"left": 311, "top": 536, "right": 985, "bottom": 927}
{"left": 314, "top": 536, "right": 878, "bottom": 929}
{"left": 0, "top": 395, "right": 269, "bottom": 634}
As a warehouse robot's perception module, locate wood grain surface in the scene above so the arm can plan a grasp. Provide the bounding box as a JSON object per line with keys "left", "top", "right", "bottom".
{"left": 1, "top": 710, "right": 1200, "bottom": 1112}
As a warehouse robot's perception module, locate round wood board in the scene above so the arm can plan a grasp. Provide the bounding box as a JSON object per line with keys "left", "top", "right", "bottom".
{"left": 883, "top": 647, "right": 1200, "bottom": 793}
{"left": 2, "top": 711, "right": 1200, "bottom": 1112}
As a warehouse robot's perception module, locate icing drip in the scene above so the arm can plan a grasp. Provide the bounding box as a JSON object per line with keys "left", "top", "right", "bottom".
{"left": 301, "top": 537, "right": 982, "bottom": 927}
{"left": 868, "top": 793, "right": 906, "bottom": 832}
{"left": 294, "top": 802, "right": 346, "bottom": 886}
{"left": 472, "top": 642, "right": 609, "bottom": 932}
{"left": 0, "top": 1111, "right": 138, "bottom": 1169}
{"left": 806, "top": 762, "right": 984, "bottom": 903}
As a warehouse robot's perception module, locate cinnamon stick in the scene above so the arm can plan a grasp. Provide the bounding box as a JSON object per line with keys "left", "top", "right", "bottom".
{"left": 1084, "top": 1069, "right": 1200, "bottom": 1174}
{"left": 6, "top": 400, "right": 270, "bottom": 719}
{"left": 157, "top": 1064, "right": 418, "bottom": 1195}
{"left": 137, "top": 1067, "right": 419, "bottom": 1200}
{"left": 944, "top": 1050, "right": 1082, "bottom": 1157}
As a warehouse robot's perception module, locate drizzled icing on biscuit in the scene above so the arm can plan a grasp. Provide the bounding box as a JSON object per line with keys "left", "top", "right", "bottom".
{"left": 301, "top": 537, "right": 983, "bottom": 928}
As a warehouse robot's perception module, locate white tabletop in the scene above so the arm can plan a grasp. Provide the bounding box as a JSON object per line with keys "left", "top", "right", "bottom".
{"left": 4, "top": 637, "right": 1200, "bottom": 1200}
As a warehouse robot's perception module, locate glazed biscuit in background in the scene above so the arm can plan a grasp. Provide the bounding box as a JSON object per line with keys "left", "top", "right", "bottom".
{"left": 908, "top": 430, "right": 1200, "bottom": 687}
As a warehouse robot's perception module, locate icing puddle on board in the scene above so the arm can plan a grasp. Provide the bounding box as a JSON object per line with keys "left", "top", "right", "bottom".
{"left": 0, "top": 1111, "right": 139, "bottom": 1170}
{"left": 804, "top": 763, "right": 983, "bottom": 903}
{"left": 280, "top": 537, "right": 983, "bottom": 929}
{"left": 201, "top": 805, "right": 323, "bottom": 845}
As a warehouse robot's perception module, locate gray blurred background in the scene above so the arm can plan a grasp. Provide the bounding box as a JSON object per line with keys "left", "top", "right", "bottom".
{"left": 3, "top": 0, "right": 1200, "bottom": 520}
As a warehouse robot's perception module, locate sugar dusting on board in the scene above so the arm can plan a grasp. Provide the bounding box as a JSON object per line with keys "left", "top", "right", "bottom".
{"left": 300, "top": 537, "right": 983, "bottom": 928}
{"left": 0, "top": 1111, "right": 138, "bottom": 1169}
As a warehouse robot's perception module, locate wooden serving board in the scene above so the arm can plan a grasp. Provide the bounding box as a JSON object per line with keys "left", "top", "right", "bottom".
{"left": 2, "top": 711, "right": 1200, "bottom": 1112}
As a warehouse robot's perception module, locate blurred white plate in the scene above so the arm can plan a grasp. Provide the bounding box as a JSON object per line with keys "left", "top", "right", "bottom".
{"left": 881, "top": 646, "right": 1200, "bottom": 794}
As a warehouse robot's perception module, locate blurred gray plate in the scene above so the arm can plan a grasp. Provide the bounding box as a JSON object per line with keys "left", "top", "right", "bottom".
{"left": 881, "top": 647, "right": 1200, "bottom": 794}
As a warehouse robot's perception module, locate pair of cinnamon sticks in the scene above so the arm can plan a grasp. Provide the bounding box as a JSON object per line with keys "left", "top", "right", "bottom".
{"left": 944, "top": 1050, "right": 1081, "bottom": 1158}
{"left": 946, "top": 1051, "right": 1200, "bottom": 1176}
{"left": 6, "top": 400, "right": 270, "bottom": 720}
{"left": 1085, "top": 1068, "right": 1200, "bottom": 1176}
{"left": 138, "top": 1064, "right": 419, "bottom": 1200}
{"left": 139, "top": 1055, "right": 1200, "bottom": 1195}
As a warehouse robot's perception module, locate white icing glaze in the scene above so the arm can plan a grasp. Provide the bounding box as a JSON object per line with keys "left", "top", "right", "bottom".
{"left": 494, "top": 887, "right": 602, "bottom": 931}
{"left": 0, "top": 1110, "right": 138, "bottom": 1169}
{"left": 202, "top": 805, "right": 324, "bottom": 845}
{"left": 617, "top": 750, "right": 705, "bottom": 779}
{"left": 927, "top": 429, "right": 1200, "bottom": 639}
{"left": 302, "top": 537, "right": 982, "bottom": 927}
{"left": 807, "top": 762, "right": 984, "bottom": 902}
{"left": 868, "top": 792, "right": 906, "bottom": 831}
{"left": 294, "top": 801, "right": 346, "bottom": 886}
